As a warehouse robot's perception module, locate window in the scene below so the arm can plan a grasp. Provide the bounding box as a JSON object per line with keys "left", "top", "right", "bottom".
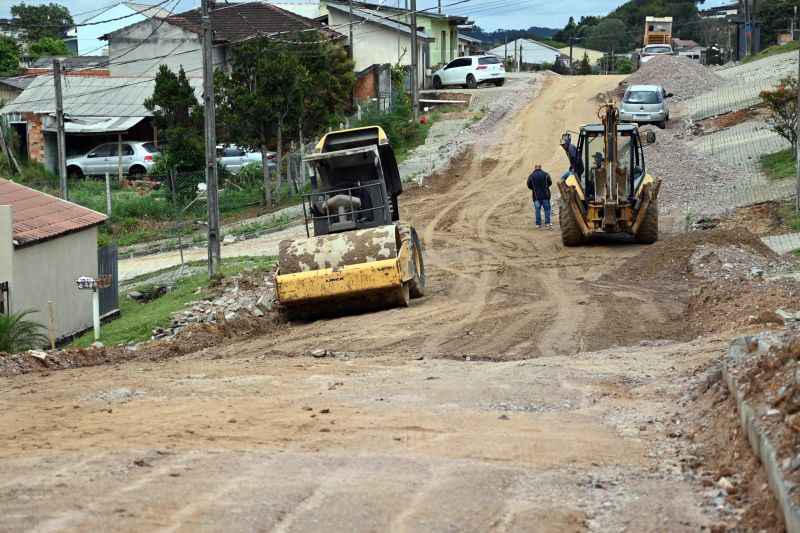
{"left": 624, "top": 90, "right": 659, "bottom": 104}
{"left": 447, "top": 58, "right": 470, "bottom": 68}
{"left": 142, "top": 142, "right": 157, "bottom": 153}
{"left": 644, "top": 45, "right": 672, "bottom": 54}
{"left": 89, "top": 144, "right": 113, "bottom": 157}
{"left": 120, "top": 144, "right": 134, "bottom": 156}
{"left": 478, "top": 56, "right": 500, "bottom": 65}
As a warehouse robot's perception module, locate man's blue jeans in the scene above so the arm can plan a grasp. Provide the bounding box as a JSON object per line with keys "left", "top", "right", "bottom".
{"left": 534, "top": 198, "right": 550, "bottom": 226}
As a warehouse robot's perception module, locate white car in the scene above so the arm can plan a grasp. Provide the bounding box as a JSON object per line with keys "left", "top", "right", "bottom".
{"left": 66, "top": 141, "right": 158, "bottom": 179}
{"left": 217, "top": 145, "right": 276, "bottom": 175}
{"left": 639, "top": 44, "right": 674, "bottom": 64}
{"left": 432, "top": 55, "right": 505, "bottom": 89}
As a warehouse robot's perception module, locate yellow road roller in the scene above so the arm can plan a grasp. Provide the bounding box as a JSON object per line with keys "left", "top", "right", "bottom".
{"left": 274, "top": 126, "right": 425, "bottom": 318}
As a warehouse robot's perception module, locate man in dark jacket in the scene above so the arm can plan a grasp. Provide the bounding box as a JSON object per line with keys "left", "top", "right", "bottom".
{"left": 559, "top": 137, "right": 584, "bottom": 181}
{"left": 526, "top": 164, "right": 552, "bottom": 228}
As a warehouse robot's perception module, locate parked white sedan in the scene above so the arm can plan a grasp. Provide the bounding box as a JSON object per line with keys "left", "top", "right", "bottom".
{"left": 217, "top": 145, "right": 276, "bottom": 175}
{"left": 432, "top": 55, "right": 505, "bottom": 89}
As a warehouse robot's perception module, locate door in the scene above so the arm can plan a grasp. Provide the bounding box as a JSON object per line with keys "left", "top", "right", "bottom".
{"left": 85, "top": 143, "right": 114, "bottom": 176}
{"left": 442, "top": 58, "right": 470, "bottom": 84}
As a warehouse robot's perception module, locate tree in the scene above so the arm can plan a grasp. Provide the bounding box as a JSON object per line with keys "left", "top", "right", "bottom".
{"left": 0, "top": 309, "right": 48, "bottom": 353}
{"left": 0, "top": 37, "right": 20, "bottom": 76}
{"left": 215, "top": 38, "right": 308, "bottom": 206}
{"left": 10, "top": 2, "right": 73, "bottom": 42}
{"left": 760, "top": 76, "right": 798, "bottom": 151}
{"left": 144, "top": 65, "right": 205, "bottom": 197}
{"left": 294, "top": 34, "right": 355, "bottom": 137}
{"left": 577, "top": 52, "right": 592, "bottom": 75}
{"left": 27, "top": 37, "right": 71, "bottom": 59}
{"left": 586, "top": 18, "right": 630, "bottom": 54}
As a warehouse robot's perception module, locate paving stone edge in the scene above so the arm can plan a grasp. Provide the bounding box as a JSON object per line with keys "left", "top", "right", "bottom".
{"left": 723, "top": 336, "right": 800, "bottom": 533}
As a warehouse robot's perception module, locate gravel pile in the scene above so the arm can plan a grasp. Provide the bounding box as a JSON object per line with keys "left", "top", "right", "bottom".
{"left": 688, "top": 243, "right": 789, "bottom": 283}
{"left": 641, "top": 125, "right": 751, "bottom": 216}
{"left": 622, "top": 56, "right": 727, "bottom": 101}
{"left": 150, "top": 273, "right": 275, "bottom": 341}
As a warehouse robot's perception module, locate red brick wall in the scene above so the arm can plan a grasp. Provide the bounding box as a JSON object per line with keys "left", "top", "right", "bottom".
{"left": 26, "top": 113, "right": 44, "bottom": 164}
{"left": 354, "top": 68, "right": 377, "bottom": 102}
{"left": 19, "top": 68, "right": 110, "bottom": 77}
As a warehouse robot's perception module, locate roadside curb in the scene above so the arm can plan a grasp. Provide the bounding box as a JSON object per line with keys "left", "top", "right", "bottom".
{"left": 722, "top": 336, "right": 800, "bottom": 533}
{"left": 119, "top": 219, "right": 305, "bottom": 260}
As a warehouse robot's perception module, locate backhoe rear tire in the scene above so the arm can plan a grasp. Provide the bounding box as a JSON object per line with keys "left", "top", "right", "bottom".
{"left": 397, "top": 222, "right": 425, "bottom": 298}
{"left": 634, "top": 199, "right": 659, "bottom": 244}
{"left": 559, "top": 204, "right": 584, "bottom": 246}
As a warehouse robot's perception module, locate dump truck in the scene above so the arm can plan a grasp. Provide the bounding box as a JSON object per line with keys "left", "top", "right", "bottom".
{"left": 557, "top": 101, "right": 661, "bottom": 246}
{"left": 643, "top": 16, "right": 673, "bottom": 45}
{"left": 274, "top": 126, "right": 425, "bottom": 318}
{"left": 632, "top": 16, "right": 674, "bottom": 71}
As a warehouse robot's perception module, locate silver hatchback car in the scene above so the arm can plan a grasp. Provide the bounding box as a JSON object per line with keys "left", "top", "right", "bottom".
{"left": 619, "top": 84, "right": 672, "bottom": 129}
{"left": 66, "top": 141, "right": 158, "bottom": 179}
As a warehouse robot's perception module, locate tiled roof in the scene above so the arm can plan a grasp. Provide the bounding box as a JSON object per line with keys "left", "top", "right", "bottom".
{"left": 166, "top": 2, "right": 339, "bottom": 44}
{"left": 0, "top": 179, "right": 107, "bottom": 248}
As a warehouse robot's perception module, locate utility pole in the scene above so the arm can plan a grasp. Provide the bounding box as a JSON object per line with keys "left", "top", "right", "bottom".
{"left": 201, "top": 0, "right": 221, "bottom": 276}
{"left": 504, "top": 33, "right": 508, "bottom": 66}
{"left": 348, "top": 0, "right": 354, "bottom": 60}
{"left": 513, "top": 40, "right": 517, "bottom": 72}
{"left": 796, "top": 46, "right": 799, "bottom": 211}
{"left": 569, "top": 37, "right": 574, "bottom": 75}
{"left": 437, "top": 0, "right": 441, "bottom": 14}
{"left": 409, "top": 0, "right": 419, "bottom": 123}
{"left": 52, "top": 59, "right": 67, "bottom": 201}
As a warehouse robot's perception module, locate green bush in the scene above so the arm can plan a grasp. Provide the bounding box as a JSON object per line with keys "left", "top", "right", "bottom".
{"left": 0, "top": 309, "right": 49, "bottom": 353}
{"left": 236, "top": 162, "right": 267, "bottom": 189}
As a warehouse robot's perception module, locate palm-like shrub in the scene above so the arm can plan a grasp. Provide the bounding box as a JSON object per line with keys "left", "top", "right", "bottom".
{"left": 0, "top": 310, "right": 49, "bottom": 353}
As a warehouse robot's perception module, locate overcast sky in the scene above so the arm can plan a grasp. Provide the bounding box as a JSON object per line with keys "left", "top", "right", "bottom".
{"left": 1, "top": 0, "right": 735, "bottom": 33}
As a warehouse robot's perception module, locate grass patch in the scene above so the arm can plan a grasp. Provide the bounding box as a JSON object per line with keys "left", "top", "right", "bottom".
{"left": 743, "top": 41, "right": 800, "bottom": 64}
{"left": 70, "top": 256, "right": 275, "bottom": 347}
{"left": 761, "top": 148, "right": 797, "bottom": 180}
{"left": 777, "top": 201, "right": 800, "bottom": 233}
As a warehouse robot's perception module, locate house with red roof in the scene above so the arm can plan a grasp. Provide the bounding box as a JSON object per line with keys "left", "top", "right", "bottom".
{"left": 0, "top": 179, "right": 109, "bottom": 342}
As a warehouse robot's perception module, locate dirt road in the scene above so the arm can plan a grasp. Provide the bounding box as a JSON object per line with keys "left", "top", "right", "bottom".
{"left": 1, "top": 76, "right": 734, "bottom": 531}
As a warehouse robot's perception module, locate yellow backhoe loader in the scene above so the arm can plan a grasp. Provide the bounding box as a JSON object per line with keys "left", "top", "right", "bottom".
{"left": 274, "top": 126, "right": 425, "bottom": 318}
{"left": 557, "top": 101, "right": 661, "bottom": 245}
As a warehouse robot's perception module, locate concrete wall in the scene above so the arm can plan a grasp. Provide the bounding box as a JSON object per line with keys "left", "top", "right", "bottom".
{"left": 79, "top": 4, "right": 148, "bottom": 56}
{"left": 327, "top": 10, "right": 427, "bottom": 86}
{"left": 11, "top": 228, "right": 99, "bottom": 339}
{"left": 328, "top": 10, "right": 414, "bottom": 72}
{"left": 107, "top": 19, "right": 225, "bottom": 76}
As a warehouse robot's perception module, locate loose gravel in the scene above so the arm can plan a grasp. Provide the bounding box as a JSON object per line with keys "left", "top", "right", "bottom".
{"left": 641, "top": 125, "right": 751, "bottom": 216}
{"left": 623, "top": 55, "right": 728, "bottom": 102}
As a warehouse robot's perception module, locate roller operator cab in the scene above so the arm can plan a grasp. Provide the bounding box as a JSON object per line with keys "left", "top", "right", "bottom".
{"left": 557, "top": 102, "right": 662, "bottom": 246}
{"left": 274, "top": 126, "right": 425, "bottom": 319}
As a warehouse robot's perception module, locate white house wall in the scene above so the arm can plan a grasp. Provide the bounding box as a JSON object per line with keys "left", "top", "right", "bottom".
{"left": 78, "top": 4, "right": 147, "bottom": 56}
{"left": 327, "top": 10, "right": 423, "bottom": 83}
{"left": 0, "top": 206, "right": 12, "bottom": 291}
{"left": 11, "top": 228, "right": 99, "bottom": 339}
{"left": 107, "top": 20, "right": 224, "bottom": 76}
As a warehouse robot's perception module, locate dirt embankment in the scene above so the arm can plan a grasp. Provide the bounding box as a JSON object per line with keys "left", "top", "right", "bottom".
{"left": 602, "top": 228, "right": 799, "bottom": 341}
